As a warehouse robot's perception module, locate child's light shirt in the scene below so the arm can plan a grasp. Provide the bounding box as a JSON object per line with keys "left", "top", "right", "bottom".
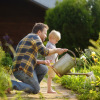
{"left": 45, "top": 41, "right": 58, "bottom": 63}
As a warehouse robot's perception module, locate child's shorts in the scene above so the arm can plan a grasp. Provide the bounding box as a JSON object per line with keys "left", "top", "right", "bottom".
{"left": 47, "top": 63, "right": 55, "bottom": 78}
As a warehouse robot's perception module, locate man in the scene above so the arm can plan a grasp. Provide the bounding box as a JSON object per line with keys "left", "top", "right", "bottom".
{"left": 10, "top": 23, "right": 68, "bottom": 94}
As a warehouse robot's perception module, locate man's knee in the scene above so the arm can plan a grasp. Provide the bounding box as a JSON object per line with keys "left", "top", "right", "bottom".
{"left": 32, "top": 87, "right": 40, "bottom": 94}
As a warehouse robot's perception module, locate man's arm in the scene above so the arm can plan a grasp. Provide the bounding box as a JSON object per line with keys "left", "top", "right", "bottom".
{"left": 37, "top": 48, "right": 68, "bottom": 67}
{"left": 37, "top": 60, "right": 52, "bottom": 66}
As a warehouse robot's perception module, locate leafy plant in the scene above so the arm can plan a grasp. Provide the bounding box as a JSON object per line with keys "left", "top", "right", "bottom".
{"left": 88, "top": 32, "right": 100, "bottom": 56}
{"left": 0, "top": 47, "right": 5, "bottom": 64}
{"left": 1, "top": 53, "right": 12, "bottom": 67}
{"left": 53, "top": 32, "right": 100, "bottom": 99}
{"left": 0, "top": 43, "right": 13, "bottom": 73}
{"left": 76, "top": 49, "right": 99, "bottom": 71}
{"left": 0, "top": 67, "right": 12, "bottom": 97}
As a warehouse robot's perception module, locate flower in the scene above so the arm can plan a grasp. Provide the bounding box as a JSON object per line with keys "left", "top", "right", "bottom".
{"left": 80, "top": 55, "right": 86, "bottom": 60}
{"left": 91, "top": 52, "right": 96, "bottom": 57}
{"left": 3, "top": 34, "right": 13, "bottom": 45}
{"left": 94, "top": 58, "right": 98, "bottom": 63}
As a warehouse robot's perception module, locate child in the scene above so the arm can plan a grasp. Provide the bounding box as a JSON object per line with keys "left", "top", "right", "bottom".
{"left": 45, "top": 30, "right": 61, "bottom": 93}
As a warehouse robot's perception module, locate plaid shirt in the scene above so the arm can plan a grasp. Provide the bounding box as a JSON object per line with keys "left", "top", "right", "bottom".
{"left": 12, "top": 33, "right": 49, "bottom": 77}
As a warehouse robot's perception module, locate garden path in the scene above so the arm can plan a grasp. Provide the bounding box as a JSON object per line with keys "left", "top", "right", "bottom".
{"left": 7, "top": 75, "right": 78, "bottom": 100}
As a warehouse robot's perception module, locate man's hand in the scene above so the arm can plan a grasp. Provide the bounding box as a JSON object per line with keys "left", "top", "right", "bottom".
{"left": 44, "top": 60, "right": 52, "bottom": 67}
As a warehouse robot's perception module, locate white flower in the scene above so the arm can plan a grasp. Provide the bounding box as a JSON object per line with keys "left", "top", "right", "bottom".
{"left": 91, "top": 51, "right": 96, "bottom": 57}
{"left": 80, "top": 55, "right": 86, "bottom": 60}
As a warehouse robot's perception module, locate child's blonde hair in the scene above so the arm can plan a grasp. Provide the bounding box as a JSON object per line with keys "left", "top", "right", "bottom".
{"left": 49, "top": 30, "right": 61, "bottom": 40}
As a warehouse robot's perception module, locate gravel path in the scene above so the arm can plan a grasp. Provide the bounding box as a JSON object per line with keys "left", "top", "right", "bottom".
{"left": 6, "top": 75, "right": 78, "bottom": 100}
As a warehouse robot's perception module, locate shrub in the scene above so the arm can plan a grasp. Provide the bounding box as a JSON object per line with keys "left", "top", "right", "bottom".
{"left": 0, "top": 46, "right": 13, "bottom": 73}
{"left": 0, "top": 47, "right": 5, "bottom": 64}
{"left": 1, "top": 53, "right": 12, "bottom": 67}
{"left": 0, "top": 67, "right": 12, "bottom": 97}
{"left": 88, "top": 33, "right": 100, "bottom": 56}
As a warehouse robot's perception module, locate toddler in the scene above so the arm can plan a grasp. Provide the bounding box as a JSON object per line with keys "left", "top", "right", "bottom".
{"left": 45, "top": 30, "right": 61, "bottom": 93}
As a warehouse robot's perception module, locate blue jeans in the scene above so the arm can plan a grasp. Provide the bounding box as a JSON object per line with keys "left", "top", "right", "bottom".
{"left": 11, "top": 64, "right": 48, "bottom": 94}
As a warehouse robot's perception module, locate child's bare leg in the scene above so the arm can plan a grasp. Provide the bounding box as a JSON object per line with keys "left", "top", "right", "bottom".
{"left": 47, "top": 76, "right": 56, "bottom": 93}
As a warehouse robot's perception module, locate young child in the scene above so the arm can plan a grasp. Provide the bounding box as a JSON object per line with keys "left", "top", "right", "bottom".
{"left": 45, "top": 30, "right": 61, "bottom": 93}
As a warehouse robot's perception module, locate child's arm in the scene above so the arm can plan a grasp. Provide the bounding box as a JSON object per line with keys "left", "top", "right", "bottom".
{"left": 48, "top": 48, "right": 68, "bottom": 56}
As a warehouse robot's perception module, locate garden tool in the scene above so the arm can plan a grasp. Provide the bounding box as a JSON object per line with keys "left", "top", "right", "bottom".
{"left": 51, "top": 50, "right": 93, "bottom": 77}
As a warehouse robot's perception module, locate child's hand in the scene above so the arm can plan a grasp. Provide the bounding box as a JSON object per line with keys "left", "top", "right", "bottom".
{"left": 56, "top": 48, "right": 68, "bottom": 55}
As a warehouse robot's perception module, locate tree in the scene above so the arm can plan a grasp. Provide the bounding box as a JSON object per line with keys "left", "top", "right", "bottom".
{"left": 45, "top": 0, "right": 100, "bottom": 56}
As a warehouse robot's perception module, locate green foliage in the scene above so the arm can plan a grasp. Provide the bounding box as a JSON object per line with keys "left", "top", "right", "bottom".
{"left": 52, "top": 75, "right": 61, "bottom": 83}
{"left": 0, "top": 67, "right": 12, "bottom": 97}
{"left": 54, "top": 67, "right": 100, "bottom": 100}
{"left": 1, "top": 53, "right": 12, "bottom": 67}
{"left": 76, "top": 48, "right": 100, "bottom": 71}
{"left": 0, "top": 46, "right": 13, "bottom": 75}
{"left": 53, "top": 38, "right": 100, "bottom": 99}
{"left": 0, "top": 47, "right": 5, "bottom": 64}
{"left": 88, "top": 33, "right": 100, "bottom": 56}
{"left": 91, "top": 65, "right": 100, "bottom": 76}
{"left": 89, "top": 0, "right": 100, "bottom": 34}
{"left": 45, "top": 0, "right": 100, "bottom": 54}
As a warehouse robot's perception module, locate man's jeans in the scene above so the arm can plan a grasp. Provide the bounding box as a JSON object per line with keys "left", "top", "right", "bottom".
{"left": 11, "top": 64, "right": 48, "bottom": 94}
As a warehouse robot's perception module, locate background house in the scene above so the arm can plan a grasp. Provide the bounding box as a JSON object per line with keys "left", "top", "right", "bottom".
{"left": 0, "top": 0, "right": 62, "bottom": 49}
{"left": 0, "top": 0, "right": 45, "bottom": 47}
